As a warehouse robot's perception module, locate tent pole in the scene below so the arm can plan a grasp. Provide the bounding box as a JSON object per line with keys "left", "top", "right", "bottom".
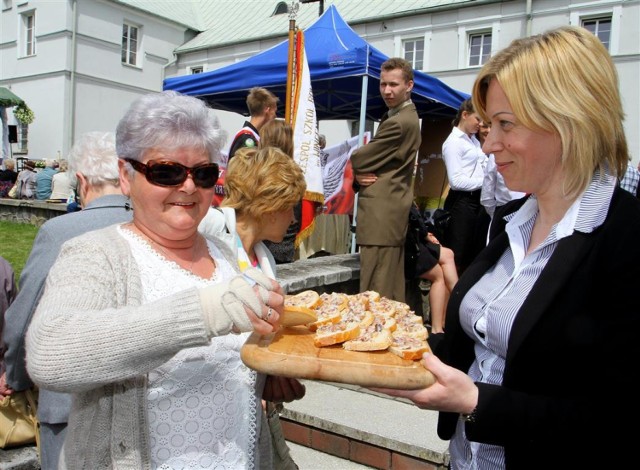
{"left": 350, "top": 73, "right": 369, "bottom": 254}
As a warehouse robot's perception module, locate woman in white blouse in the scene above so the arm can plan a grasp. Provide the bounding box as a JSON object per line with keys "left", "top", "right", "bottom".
{"left": 441, "top": 98, "right": 487, "bottom": 273}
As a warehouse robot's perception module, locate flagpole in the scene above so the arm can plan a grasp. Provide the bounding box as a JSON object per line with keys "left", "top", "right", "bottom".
{"left": 285, "top": 2, "right": 299, "bottom": 123}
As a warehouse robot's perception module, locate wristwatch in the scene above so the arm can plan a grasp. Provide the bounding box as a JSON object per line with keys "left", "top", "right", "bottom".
{"left": 461, "top": 406, "right": 478, "bottom": 423}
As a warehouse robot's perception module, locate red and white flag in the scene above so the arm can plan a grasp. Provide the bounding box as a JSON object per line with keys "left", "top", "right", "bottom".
{"left": 291, "top": 30, "right": 323, "bottom": 246}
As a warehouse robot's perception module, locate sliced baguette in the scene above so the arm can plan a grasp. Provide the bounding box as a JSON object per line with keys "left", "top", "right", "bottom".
{"left": 307, "top": 303, "right": 343, "bottom": 331}
{"left": 353, "top": 290, "right": 381, "bottom": 307}
{"left": 394, "top": 322, "right": 429, "bottom": 341}
{"left": 368, "top": 297, "right": 397, "bottom": 318}
{"left": 343, "top": 325, "right": 392, "bottom": 351}
{"left": 395, "top": 311, "right": 424, "bottom": 327}
{"left": 319, "top": 292, "right": 349, "bottom": 311}
{"left": 372, "top": 313, "right": 397, "bottom": 332}
{"left": 285, "top": 290, "right": 322, "bottom": 310}
{"left": 388, "top": 335, "right": 431, "bottom": 361}
{"left": 313, "top": 320, "right": 361, "bottom": 347}
{"left": 281, "top": 305, "right": 318, "bottom": 327}
{"left": 387, "top": 299, "right": 412, "bottom": 314}
{"left": 341, "top": 310, "right": 374, "bottom": 328}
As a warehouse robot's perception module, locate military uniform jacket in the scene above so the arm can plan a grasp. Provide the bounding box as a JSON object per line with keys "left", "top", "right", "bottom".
{"left": 351, "top": 101, "right": 421, "bottom": 246}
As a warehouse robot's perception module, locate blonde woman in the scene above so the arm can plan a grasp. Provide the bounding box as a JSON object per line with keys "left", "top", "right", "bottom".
{"left": 374, "top": 26, "right": 639, "bottom": 468}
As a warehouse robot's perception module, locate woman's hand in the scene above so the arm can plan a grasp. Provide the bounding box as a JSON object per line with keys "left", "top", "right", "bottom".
{"left": 263, "top": 376, "right": 306, "bottom": 403}
{"left": 241, "top": 268, "right": 285, "bottom": 335}
{"left": 250, "top": 278, "right": 284, "bottom": 334}
{"left": 371, "top": 353, "right": 478, "bottom": 415}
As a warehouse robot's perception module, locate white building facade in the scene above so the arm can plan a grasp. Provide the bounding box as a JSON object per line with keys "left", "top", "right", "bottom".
{"left": 0, "top": 0, "right": 195, "bottom": 160}
{"left": 1, "top": 0, "right": 638, "bottom": 164}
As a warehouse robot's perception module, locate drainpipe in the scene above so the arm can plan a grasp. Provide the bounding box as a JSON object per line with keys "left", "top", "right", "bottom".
{"left": 67, "top": 0, "right": 78, "bottom": 152}
{"left": 526, "top": 0, "right": 532, "bottom": 37}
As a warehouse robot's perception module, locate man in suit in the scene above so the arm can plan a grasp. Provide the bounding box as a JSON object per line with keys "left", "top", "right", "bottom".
{"left": 351, "top": 57, "right": 421, "bottom": 301}
{"left": 0, "top": 131, "right": 132, "bottom": 469}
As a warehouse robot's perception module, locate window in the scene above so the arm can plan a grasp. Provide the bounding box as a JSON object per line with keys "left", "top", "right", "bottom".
{"left": 16, "top": 123, "right": 28, "bottom": 154}
{"left": 403, "top": 38, "right": 424, "bottom": 70}
{"left": 468, "top": 32, "right": 491, "bottom": 67}
{"left": 582, "top": 16, "right": 612, "bottom": 50}
{"left": 273, "top": 2, "right": 288, "bottom": 15}
{"left": 190, "top": 66, "right": 204, "bottom": 74}
{"left": 122, "top": 23, "right": 139, "bottom": 66}
{"left": 21, "top": 11, "right": 35, "bottom": 56}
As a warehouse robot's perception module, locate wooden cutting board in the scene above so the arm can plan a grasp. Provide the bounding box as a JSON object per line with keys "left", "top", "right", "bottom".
{"left": 241, "top": 326, "right": 435, "bottom": 390}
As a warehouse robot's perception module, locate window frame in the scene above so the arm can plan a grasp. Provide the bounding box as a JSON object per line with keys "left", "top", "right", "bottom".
{"left": 121, "top": 22, "right": 141, "bottom": 67}
{"left": 402, "top": 37, "right": 425, "bottom": 71}
{"left": 20, "top": 10, "right": 36, "bottom": 57}
{"left": 582, "top": 16, "right": 612, "bottom": 50}
{"left": 570, "top": 6, "right": 620, "bottom": 55}
{"left": 467, "top": 31, "right": 492, "bottom": 67}
{"left": 15, "top": 122, "right": 29, "bottom": 154}
{"left": 189, "top": 65, "right": 204, "bottom": 74}
{"left": 457, "top": 22, "right": 498, "bottom": 70}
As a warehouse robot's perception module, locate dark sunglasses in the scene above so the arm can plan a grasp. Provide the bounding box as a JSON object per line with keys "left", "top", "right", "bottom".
{"left": 124, "top": 159, "right": 219, "bottom": 188}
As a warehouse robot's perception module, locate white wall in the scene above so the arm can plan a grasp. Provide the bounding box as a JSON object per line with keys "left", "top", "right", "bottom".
{"left": 1, "top": 0, "right": 191, "bottom": 160}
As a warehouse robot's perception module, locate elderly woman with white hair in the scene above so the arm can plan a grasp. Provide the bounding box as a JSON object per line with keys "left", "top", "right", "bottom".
{"left": 26, "top": 91, "right": 289, "bottom": 469}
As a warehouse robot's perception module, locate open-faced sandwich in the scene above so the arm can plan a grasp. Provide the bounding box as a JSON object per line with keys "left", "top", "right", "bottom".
{"left": 297, "top": 290, "right": 429, "bottom": 361}
{"left": 388, "top": 334, "right": 431, "bottom": 360}
{"left": 285, "top": 290, "right": 322, "bottom": 310}
{"left": 307, "top": 302, "right": 343, "bottom": 331}
{"left": 343, "top": 323, "right": 393, "bottom": 351}
{"left": 313, "top": 320, "right": 361, "bottom": 347}
{"left": 368, "top": 296, "right": 397, "bottom": 318}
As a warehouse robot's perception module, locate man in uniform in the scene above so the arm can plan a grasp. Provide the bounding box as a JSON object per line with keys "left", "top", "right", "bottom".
{"left": 351, "top": 57, "right": 421, "bottom": 301}
{"left": 227, "top": 87, "right": 279, "bottom": 161}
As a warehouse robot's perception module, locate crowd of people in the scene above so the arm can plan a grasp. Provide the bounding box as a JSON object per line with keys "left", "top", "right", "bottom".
{"left": 1, "top": 23, "right": 639, "bottom": 470}
{"left": 0, "top": 158, "right": 75, "bottom": 201}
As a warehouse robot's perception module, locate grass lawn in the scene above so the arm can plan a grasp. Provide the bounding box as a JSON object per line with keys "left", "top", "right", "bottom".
{"left": 0, "top": 220, "right": 38, "bottom": 286}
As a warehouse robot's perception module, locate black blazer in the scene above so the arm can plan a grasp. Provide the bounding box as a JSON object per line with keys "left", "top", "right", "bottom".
{"left": 436, "top": 187, "right": 640, "bottom": 468}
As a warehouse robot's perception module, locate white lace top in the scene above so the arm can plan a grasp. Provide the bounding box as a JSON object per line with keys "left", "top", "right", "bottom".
{"left": 119, "top": 227, "right": 263, "bottom": 470}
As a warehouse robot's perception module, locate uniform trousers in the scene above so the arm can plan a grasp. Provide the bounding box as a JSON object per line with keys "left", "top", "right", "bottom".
{"left": 359, "top": 245, "right": 405, "bottom": 301}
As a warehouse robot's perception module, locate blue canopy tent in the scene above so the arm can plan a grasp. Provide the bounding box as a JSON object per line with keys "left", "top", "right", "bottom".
{"left": 163, "top": 5, "right": 468, "bottom": 122}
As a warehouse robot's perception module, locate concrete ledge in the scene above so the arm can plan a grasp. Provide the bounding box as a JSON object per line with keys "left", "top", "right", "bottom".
{"left": 276, "top": 253, "right": 360, "bottom": 294}
{"left": 0, "top": 198, "right": 67, "bottom": 227}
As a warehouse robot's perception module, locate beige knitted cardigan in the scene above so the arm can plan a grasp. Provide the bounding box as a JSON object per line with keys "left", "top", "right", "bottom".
{"left": 26, "top": 225, "right": 266, "bottom": 469}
